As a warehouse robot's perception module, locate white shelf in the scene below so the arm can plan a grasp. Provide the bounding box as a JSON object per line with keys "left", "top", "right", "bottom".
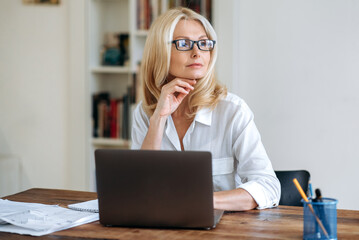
{"left": 90, "top": 66, "right": 131, "bottom": 74}
{"left": 134, "top": 30, "right": 149, "bottom": 37}
{"left": 92, "top": 138, "right": 131, "bottom": 147}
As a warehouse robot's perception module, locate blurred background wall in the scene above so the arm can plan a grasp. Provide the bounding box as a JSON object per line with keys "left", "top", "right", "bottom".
{"left": 214, "top": 0, "right": 359, "bottom": 210}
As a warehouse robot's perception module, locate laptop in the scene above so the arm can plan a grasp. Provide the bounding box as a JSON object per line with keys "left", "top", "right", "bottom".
{"left": 95, "top": 149, "right": 224, "bottom": 229}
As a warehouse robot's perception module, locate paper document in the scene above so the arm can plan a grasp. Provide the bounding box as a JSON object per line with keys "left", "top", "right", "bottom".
{"left": 0, "top": 199, "right": 47, "bottom": 225}
{"left": 0, "top": 199, "right": 99, "bottom": 236}
{"left": 68, "top": 199, "right": 99, "bottom": 213}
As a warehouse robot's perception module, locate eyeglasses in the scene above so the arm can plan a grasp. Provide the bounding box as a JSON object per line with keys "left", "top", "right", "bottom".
{"left": 172, "top": 39, "right": 216, "bottom": 51}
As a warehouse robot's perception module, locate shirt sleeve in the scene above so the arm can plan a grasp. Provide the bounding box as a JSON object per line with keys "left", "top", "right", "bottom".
{"left": 232, "top": 102, "right": 281, "bottom": 209}
{"left": 131, "top": 102, "right": 150, "bottom": 149}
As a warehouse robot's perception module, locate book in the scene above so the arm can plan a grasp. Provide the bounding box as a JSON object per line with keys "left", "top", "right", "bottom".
{"left": 67, "top": 199, "right": 99, "bottom": 213}
{"left": 92, "top": 89, "right": 135, "bottom": 141}
{"left": 92, "top": 92, "right": 110, "bottom": 137}
{"left": 137, "top": 0, "right": 162, "bottom": 30}
{"left": 122, "top": 94, "right": 129, "bottom": 139}
{"left": 110, "top": 99, "right": 118, "bottom": 138}
{"left": 117, "top": 98, "right": 123, "bottom": 138}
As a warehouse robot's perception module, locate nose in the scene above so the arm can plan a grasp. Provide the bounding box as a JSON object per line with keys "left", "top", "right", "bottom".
{"left": 191, "top": 43, "right": 201, "bottom": 58}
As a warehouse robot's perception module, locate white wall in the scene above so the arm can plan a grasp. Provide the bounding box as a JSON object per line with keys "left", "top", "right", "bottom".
{"left": 0, "top": 0, "right": 70, "bottom": 194}
{"left": 215, "top": 0, "right": 359, "bottom": 210}
{"left": 67, "top": 0, "right": 88, "bottom": 192}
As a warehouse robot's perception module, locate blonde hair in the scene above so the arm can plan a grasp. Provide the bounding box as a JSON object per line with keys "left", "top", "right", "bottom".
{"left": 141, "top": 7, "right": 227, "bottom": 118}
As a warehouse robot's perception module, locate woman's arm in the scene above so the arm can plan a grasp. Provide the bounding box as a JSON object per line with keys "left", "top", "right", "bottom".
{"left": 213, "top": 188, "right": 258, "bottom": 211}
{"left": 140, "top": 113, "right": 167, "bottom": 150}
{"left": 229, "top": 101, "right": 280, "bottom": 210}
{"left": 210, "top": 98, "right": 280, "bottom": 211}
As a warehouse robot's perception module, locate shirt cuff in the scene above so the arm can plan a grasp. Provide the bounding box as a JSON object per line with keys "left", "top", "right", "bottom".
{"left": 238, "top": 181, "right": 278, "bottom": 209}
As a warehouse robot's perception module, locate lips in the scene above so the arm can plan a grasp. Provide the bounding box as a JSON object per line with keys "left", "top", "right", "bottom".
{"left": 186, "top": 63, "right": 203, "bottom": 67}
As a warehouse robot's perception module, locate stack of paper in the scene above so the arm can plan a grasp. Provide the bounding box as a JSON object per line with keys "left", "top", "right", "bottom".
{"left": 0, "top": 199, "right": 99, "bottom": 236}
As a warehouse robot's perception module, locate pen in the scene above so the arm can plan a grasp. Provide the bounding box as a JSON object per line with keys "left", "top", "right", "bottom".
{"left": 313, "top": 188, "right": 323, "bottom": 238}
{"left": 314, "top": 188, "right": 329, "bottom": 233}
{"left": 314, "top": 189, "right": 322, "bottom": 202}
{"left": 293, "top": 178, "right": 329, "bottom": 239}
{"left": 308, "top": 181, "right": 314, "bottom": 199}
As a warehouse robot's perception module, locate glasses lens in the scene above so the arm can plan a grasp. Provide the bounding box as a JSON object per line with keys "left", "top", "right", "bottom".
{"left": 176, "top": 39, "right": 192, "bottom": 50}
{"left": 198, "top": 40, "right": 214, "bottom": 51}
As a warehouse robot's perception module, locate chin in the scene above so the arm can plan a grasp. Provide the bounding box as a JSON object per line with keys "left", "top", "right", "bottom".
{"left": 171, "top": 70, "right": 206, "bottom": 80}
{"left": 186, "top": 72, "right": 206, "bottom": 80}
{"left": 193, "top": 74, "right": 206, "bottom": 80}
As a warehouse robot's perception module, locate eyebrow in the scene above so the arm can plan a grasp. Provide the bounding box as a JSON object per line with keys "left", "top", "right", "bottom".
{"left": 174, "top": 35, "right": 208, "bottom": 40}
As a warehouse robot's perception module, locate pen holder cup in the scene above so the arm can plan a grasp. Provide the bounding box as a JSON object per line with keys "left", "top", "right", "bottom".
{"left": 302, "top": 198, "right": 338, "bottom": 240}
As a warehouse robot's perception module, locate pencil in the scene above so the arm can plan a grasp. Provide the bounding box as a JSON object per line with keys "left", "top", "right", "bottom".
{"left": 293, "top": 178, "right": 329, "bottom": 239}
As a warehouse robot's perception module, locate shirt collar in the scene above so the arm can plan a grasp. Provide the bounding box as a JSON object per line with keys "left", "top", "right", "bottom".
{"left": 165, "top": 115, "right": 181, "bottom": 150}
{"left": 194, "top": 107, "right": 212, "bottom": 126}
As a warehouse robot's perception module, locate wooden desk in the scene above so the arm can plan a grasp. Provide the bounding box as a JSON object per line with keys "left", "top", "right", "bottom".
{"left": 1, "top": 188, "right": 359, "bottom": 239}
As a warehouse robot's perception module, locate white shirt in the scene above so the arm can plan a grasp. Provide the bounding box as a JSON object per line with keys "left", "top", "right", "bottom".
{"left": 131, "top": 92, "right": 281, "bottom": 209}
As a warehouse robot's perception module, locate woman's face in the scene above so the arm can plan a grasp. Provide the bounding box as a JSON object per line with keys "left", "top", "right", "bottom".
{"left": 169, "top": 19, "right": 211, "bottom": 80}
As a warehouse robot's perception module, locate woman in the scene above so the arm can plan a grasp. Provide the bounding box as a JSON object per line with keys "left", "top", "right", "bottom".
{"left": 131, "top": 7, "right": 280, "bottom": 211}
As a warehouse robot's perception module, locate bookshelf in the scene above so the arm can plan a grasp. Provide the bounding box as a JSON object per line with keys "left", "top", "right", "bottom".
{"left": 91, "top": 138, "right": 131, "bottom": 148}
{"left": 86, "top": 0, "right": 212, "bottom": 190}
{"left": 90, "top": 66, "right": 131, "bottom": 74}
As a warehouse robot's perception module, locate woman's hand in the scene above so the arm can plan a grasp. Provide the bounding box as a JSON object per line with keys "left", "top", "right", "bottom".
{"left": 213, "top": 189, "right": 258, "bottom": 211}
{"left": 153, "top": 78, "right": 196, "bottom": 118}
{"left": 141, "top": 78, "right": 195, "bottom": 150}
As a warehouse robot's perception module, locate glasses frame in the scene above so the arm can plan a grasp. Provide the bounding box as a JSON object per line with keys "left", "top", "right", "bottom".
{"left": 171, "top": 39, "right": 216, "bottom": 51}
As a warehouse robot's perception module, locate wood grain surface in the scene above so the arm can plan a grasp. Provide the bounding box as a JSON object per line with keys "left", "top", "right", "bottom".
{"left": 1, "top": 188, "right": 358, "bottom": 239}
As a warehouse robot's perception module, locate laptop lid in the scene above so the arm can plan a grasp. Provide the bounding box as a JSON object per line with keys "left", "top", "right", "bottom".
{"left": 95, "top": 149, "right": 216, "bottom": 229}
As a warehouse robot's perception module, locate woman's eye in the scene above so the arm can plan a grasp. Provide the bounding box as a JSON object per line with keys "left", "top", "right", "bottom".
{"left": 178, "top": 40, "right": 188, "bottom": 47}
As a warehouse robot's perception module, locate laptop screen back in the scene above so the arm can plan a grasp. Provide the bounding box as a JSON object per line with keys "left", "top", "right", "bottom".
{"left": 95, "top": 149, "right": 214, "bottom": 229}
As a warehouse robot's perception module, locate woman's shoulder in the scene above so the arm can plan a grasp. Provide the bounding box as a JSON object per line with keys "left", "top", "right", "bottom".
{"left": 219, "top": 92, "right": 247, "bottom": 109}
{"left": 213, "top": 92, "right": 252, "bottom": 116}
{"left": 212, "top": 93, "right": 254, "bottom": 123}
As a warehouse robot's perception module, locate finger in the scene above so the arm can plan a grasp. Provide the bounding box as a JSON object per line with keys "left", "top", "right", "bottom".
{"left": 182, "top": 79, "right": 197, "bottom": 86}
{"left": 177, "top": 78, "right": 197, "bottom": 86}
{"left": 176, "top": 92, "right": 187, "bottom": 103}
{"left": 161, "top": 79, "right": 196, "bottom": 97}
{"left": 189, "top": 79, "right": 197, "bottom": 85}
{"left": 173, "top": 86, "right": 189, "bottom": 95}
{"left": 163, "top": 83, "right": 191, "bottom": 95}
{"left": 170, "top": 79, "right": 195, "bottom": 90}
{"left": 175, "top": 78, "right": 196, "bottom": 83}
